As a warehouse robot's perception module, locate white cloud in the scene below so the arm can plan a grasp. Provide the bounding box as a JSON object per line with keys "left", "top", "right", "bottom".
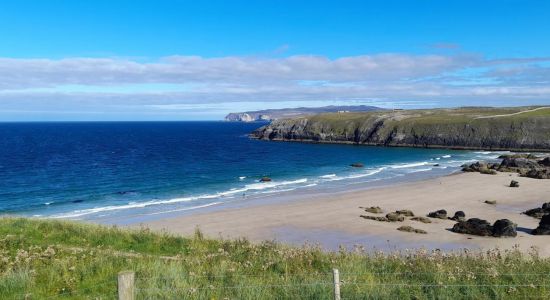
{"left": 0, "top": 53, "right": 549, "bottom": 120}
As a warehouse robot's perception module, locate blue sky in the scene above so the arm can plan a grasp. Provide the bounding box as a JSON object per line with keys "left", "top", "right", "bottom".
{"left": 0, "top": 0, "right": 549, "bottom": 120}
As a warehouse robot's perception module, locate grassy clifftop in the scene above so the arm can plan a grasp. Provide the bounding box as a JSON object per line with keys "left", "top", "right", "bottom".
{"left": 1, "top": 217, "right": 550, "bottom": 299}
{"left": 251, "top": 106, "right": 550, "bottom": 151}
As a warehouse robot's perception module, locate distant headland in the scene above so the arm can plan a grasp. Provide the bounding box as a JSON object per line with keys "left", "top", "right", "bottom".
{"left": 224, "top": 105, "right": 383, "bottom": 122}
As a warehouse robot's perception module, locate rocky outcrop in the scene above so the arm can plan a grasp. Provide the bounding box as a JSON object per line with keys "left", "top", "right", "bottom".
{"left": 463, "top": 155, "right": 550, "bottom": 180}
{"left": 451, "top": 218, "right": 517, "bottom": 237}
{"left": 251, "top": 106, "right": 550, "bottom": 151}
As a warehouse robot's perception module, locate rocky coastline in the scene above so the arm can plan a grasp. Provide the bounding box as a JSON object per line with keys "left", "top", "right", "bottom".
{"left": 251, "top": 106, "right": 550, "bottom": 151}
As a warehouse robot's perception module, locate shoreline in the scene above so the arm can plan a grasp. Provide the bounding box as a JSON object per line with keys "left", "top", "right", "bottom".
{"left": 249, "top": 136, "right": 550, "bottom": 153}
{"left": 140, "top": 171, "right": 550, "bottom": 255}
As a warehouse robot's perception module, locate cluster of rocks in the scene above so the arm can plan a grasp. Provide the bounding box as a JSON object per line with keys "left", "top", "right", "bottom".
{"left": 462, "top": 154, "right": 550, "bottom": 179}
{"left": 451, "top": 218, "right": 517, "bottom": 237}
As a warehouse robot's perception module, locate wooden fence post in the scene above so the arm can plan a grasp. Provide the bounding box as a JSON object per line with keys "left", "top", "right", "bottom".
{"left": 118, "top": 271, "right": 135, "bottom": 300}
{"left": 333, "top": 268, "right": 341, "bottom": 300}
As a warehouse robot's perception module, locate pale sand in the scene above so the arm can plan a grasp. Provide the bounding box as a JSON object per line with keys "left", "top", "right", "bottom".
{"left": 142, "top": 172, "right": 550, "bottom": 255}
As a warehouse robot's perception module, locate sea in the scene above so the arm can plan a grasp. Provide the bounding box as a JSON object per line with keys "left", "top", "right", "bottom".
{"left": 0, "top": 122, "right": 504, "bottom": 223}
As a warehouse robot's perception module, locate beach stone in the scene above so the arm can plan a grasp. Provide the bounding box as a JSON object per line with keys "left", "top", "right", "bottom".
{"left": 532, "top": 215, "right": 550, "bottom": 235}
{"left": 427, "top": 209, "right": 447, "bottom": 219}
{"left": 364, "top": 206, "right": 383, "bottom": 214}
{"left": 350, "top": 163, "right": 364, "bottom": 168}
{"left": 360, "top": 215, "right": 389, "bottom": 222}
{"left": 492, "top": 219, "right": 517, "bottom": 237}
{"left": 397, "top": 226, "right": 427, "bottom": 234}
{"left": 411, "top": 216, "right": 432, "bottom": 223}
{"left": 386, "top": 212, "right": 405, "bottom": 222}
{"left": 451, "top": 218, "right": 493, "bottom": 236}
{"left": 395, "top": 209, "right": 414, "bottom": 217}
{"left": 484, "top": 200, "right": 497, "bottom": 205}
{"left": 259, "top": 177, "right": 272, "bottom": 182}
{"left": 509, "top": 180, "right": 520, "bottom": 187}
{"left": 450, "top": 211, "right": 466, "bottom": 222}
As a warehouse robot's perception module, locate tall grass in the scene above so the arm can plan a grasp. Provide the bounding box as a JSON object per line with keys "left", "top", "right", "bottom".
{"left": 1, "top": 217, "right": 549, "bottom": 299}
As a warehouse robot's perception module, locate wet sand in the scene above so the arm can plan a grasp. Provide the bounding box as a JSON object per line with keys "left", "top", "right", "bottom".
{"left": 141, "top": 172, "right": 550, "bottom": 255}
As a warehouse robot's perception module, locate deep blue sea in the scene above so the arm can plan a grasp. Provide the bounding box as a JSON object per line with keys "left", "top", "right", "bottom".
{"left": 0, "top": 122, "right": 502, "bottom": 222}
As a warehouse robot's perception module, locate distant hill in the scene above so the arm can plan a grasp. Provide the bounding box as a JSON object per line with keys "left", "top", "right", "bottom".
{"left": 251, "top": 106, "right": 550, "bottom": 151}
{"left": 224, "top": 105, "right": 383, "bottom": 122}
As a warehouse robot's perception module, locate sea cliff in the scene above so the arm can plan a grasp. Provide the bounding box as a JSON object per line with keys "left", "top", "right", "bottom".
{"left": 251, "top": 106, "right": 550, "bottom": 151}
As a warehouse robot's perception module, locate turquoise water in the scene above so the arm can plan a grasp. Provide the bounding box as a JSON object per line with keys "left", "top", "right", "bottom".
{"left": 0, "top": 122, "right": 501, "bottom": 221}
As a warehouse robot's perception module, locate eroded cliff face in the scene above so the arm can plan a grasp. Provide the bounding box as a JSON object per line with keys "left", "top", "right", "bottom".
{"left": 251, "top": 107, "right": 550, "bottom": 151}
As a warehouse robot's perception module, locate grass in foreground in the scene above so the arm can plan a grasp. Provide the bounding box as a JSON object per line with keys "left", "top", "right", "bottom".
{"left": 1, "top": 217, "right": 550, "bottom": 299}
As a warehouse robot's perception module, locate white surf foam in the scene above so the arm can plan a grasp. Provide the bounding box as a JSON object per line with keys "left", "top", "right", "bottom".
{"left": 146, "top": 202, "right": 222, "bottom": 215}
{"left": 50, "top": 178, "right": 310, "bottom": 219}
{"left": 320, "top": 174, "right": 337, "bottom": 179}
{"left": 390, "top": 162, "right": 430, "bottom": 169}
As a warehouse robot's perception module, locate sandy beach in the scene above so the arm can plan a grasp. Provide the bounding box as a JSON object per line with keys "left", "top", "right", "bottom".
{"left": 142, "top": 171, "right": 550, "bottom": 255}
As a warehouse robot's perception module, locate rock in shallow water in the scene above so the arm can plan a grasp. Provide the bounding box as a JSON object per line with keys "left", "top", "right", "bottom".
{"left": 509, "top": 180, "right": 520, "bottom": 187}
{"left": 523, "top": 203, "right": 550, "bottom": 219}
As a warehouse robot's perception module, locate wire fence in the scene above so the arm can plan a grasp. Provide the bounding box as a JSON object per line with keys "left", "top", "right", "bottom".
{"left": 9, "top": 269, "right": 550, "bottom": 299}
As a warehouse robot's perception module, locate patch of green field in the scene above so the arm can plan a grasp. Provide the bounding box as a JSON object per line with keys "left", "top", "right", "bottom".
{"left": 1, "top": 217, "right": 550, "bottom": 299}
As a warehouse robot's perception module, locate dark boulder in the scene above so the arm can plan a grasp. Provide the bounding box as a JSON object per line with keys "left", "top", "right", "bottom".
{"left": 452, "top": 218, "right": 493, "bottom": 236}
{"left": 492, "top": 219, "right": 517, "bottom": 237}
{"left": 350, "top": 163, "right": 364, "bottom": 168}
{"left": 538, "top": 157, "right": 550, "bottom": 167}
{"left": 509, "top": 180, "right": 520, "bottom": 187}
{"left": 524, "top": 202, "right": 550, "bottom": 219}
{"left": 427, "top": 209, "right": 447, "bottom": 219}
{"left": 259, "top": 177, "right": 272, "bottom": 182}
{"left": 532, "top": 215, "right": 550, "bottom": 235}
{"left": 450, "top": 211, "right": 466, "bottom": 222}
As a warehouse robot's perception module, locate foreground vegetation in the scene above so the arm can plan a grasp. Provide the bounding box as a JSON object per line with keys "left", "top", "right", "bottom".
{"left": 1, "top": 217, "right": 550, "bottom": 299}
